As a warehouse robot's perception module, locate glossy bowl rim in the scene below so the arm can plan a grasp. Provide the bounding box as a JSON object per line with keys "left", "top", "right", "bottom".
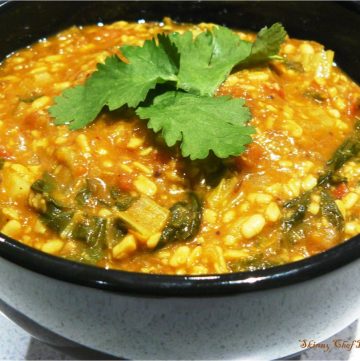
{"left": 1, "top": 231, "right": 360, "bottom": 296}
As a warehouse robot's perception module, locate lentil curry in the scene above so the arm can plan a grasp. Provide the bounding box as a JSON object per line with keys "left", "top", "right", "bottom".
{"left": 0, "top": 19, "right": 359, "bottom": 275}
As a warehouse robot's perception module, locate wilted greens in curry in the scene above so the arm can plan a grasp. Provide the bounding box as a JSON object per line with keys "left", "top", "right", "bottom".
{"left": 158, "top": 193, "right": 202, "bottom": 249}
{"left": 0, "top": 18, "right": 359, "bottom": 274}
{"left": 281, "top": 119, "right": 360, "bottom": 243}
{"left": 29, "top": 171, "right": 201, "bottom": 263}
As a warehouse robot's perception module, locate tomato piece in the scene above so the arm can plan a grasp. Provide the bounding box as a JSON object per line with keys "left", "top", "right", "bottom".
{"left": 347, "top": 100, "right": 359, "bottom": 118}
{"left": 263, "top": 83, "right": 285, "bottom": 99}
{"left": 277, "top": 88, "right": 285, "bottom": 99}
{"left": 116, "top": 173, "right": 134, "bottom": 192}
{"left": 332, "top": 182, "right": 349, "bottom": 199}
{"left": 235, "top": 142, "right": 264, "bottom": 171}
{"left": 73, "top": 165, "right": 88, "bottom": 177}
{"left": 0, "top": 146, "right": 11, "bottom": 158}
{"left": 22, "top": 112, "right": 40, "bottom": 130}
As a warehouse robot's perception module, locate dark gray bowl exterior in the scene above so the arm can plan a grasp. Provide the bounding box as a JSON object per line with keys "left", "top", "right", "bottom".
{"left": 1, "top": 252, "right": 360, "bottom": 359}
{"left": 0, "top": 1, "right": 360, "bottom": 359}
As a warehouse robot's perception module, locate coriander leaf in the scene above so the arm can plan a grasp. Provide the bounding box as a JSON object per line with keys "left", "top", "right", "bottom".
{"left": 171, "top": 27, "right": 251, "bottom": 96}
{"left": 49, "top": 38, "right": 178, "bottom": 130}
{"left": 157, "top": 33, "right": 180, "bottom": 69}
{"left": 136, "top": 91, "right": 254, "bottom": 159}
{"left": 240, "top": 23, "right": 287, "bottom": 66}
{"left": 49, "top": 85, "right": 93, "bottom": 130}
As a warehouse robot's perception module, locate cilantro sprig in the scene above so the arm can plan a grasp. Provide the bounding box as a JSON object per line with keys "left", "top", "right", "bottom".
{"left": 50, "top": 38, "right": 178, "bottom": 130}
{"left": 137, "top": 92, "right": 253, "bottom": 159}
{"left": 49, "top": 22, "right": 287, "bottom": 159}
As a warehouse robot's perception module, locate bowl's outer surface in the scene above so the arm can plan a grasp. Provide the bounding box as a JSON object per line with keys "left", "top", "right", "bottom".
{"left": 1, "top": 254, "right": 360, "bottom": 360}
{"left": 0, "top": 1, "right": 360, "bottom": 359}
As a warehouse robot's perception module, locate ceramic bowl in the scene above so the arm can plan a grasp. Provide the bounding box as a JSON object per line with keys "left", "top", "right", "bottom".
{"left": 1, "top": 2, "right": 360, "bottom": 359}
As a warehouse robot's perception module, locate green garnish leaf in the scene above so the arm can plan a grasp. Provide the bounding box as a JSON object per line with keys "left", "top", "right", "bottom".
{"left": 170, "top": 27, "right": 252, "bottom": 96}
{"left": 172, "top": 23, "right": 286, "bottom": 95}
{"left": 49, "top": 22, "right": 287, "bottom": 159}
{"left": 137, "top": 91, "right": 254, "bottom": 159}
{"left": 240, "top": 23, "right": 287, "bottom": 66}
{"left": 50, "top": 38, "right": 178, "bottom": 130}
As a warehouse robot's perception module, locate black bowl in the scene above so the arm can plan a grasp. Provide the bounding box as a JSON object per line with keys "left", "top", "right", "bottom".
{"left": 0, "top": 0, "right": 359, "bottom": 296}
{"left": 0, "top": 2, "right": 360, "bottom": 359}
